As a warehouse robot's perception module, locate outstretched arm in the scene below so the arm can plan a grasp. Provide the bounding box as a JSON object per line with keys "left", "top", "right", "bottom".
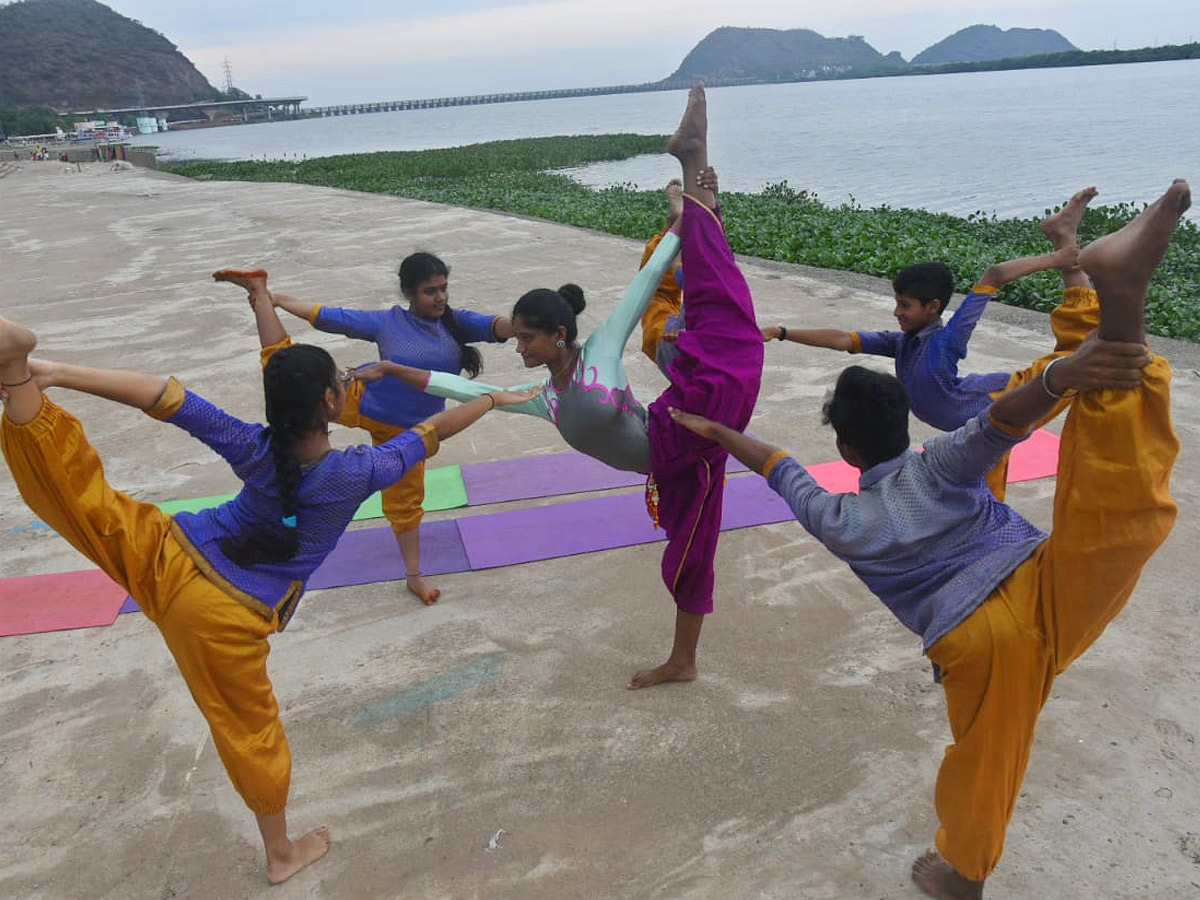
{"left": 666, "top": 406, "right": 781, "bottom": 474}
{"left": 355, "top": 361, "right": 549, "bottom": 420}
{"left": 423, "top": 385, "right": 543, "bottom": 442}
{"left": 270, "top": 291, "right": 321, "bottom": 322}
{"left": 976, "top": 245, "right": 1078, "bottom": 290}
{"left": 989, "top": 334, "right": 1150, "bottom": 432}
{"left": 588, "top": 229, "right": 682, "bottom": 360}
{"left": 761, "top": 326, "right": 853, "bottom": 351}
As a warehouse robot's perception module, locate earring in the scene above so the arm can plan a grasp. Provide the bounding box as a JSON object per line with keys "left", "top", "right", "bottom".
{"left": 555, "top": 340, "right": 565, "bottom": 348}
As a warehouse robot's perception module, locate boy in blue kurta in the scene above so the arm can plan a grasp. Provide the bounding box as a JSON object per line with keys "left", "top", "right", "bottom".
{"left": 764, "top": 187, "right": 1101, "bottom": 498}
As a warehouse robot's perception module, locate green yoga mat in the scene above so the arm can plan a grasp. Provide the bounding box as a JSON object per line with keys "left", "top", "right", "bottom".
{"left": 153, "top": 464, "right": 467, "bottom": 520}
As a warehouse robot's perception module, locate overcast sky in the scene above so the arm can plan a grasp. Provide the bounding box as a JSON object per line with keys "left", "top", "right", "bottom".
{"left": 61, "top": 0, "right": 1200, "bottom": 106}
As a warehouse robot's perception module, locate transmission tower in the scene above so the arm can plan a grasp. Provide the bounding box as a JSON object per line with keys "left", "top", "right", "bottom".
{"left": 223, "top": 58, "right": 235, "bottom": 94}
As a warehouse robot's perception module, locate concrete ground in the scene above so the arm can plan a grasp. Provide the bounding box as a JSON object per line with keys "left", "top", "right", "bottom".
{"left": 0, "top": 161, "right": 1196, "bottom": 900}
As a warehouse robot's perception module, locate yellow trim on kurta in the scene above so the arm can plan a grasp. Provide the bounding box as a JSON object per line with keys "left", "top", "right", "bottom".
{"left": 169, "top": 520, "right": 288, "bottom": 631}
{"left": 969, "top": 283, "right": 999, "bottom": 295}
{"left": 761, "top": 449, "right": 790, "bottom": 480}
{"left": 411, "top": 420, "right": 440, "bottom": 458}
{"left": 849, "top": 332, "right": 864, "bottom": 354}
{"left": 145, "top": 376, "right": 186, "bottom": 420}
{"left": 682, "top": 192, "right": 722, "bottom": 224}
{"left": 306, "top": 303, "right": 323, "bottom": 325}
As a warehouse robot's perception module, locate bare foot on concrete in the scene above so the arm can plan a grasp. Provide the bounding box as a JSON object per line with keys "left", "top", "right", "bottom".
{"left": 911, "top": 850, "right": 984, "bottom": 900}
{"left": 265, "top": 826, "right": 331, "bottom": 885}
{"left": 665, "top": 178, "right": 684, "bottom": 225}
{"left": 406, "top": 574, "right": 441, "bottom": 606}
{"left": 667, "top": 84, "right": 707, "bottom": 164}
{"left": 627, "top": 659, "right": 698, "bottom": 690}
{"left": 1041, "top": 186, "right": 1098, "bottom": 248}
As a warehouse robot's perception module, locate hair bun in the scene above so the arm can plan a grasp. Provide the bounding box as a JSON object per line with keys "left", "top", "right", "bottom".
{"left": 557, "top": 283, "right": 585, "bottom": 315}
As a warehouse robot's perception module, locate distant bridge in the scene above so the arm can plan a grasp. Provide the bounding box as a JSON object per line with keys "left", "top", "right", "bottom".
{"left": 70, "top": 97, "right": 307, "bottom": 123}
{"left": 307, "top": 80, "right": 755, "bottom": 117}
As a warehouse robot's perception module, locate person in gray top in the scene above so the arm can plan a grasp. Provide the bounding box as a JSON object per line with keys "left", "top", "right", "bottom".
{"left": 665, "top": 179, "right": 1188, "bottom": 900}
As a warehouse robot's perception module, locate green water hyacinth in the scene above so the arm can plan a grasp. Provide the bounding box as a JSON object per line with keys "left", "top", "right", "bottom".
{"left": 169, "top": 136, "right": 1200, "bottom": 341}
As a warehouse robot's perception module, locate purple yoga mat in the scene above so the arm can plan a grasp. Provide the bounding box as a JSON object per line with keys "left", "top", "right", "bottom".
{"left": 462, "top": 449, "right": 747, "bottom": 506}
{"left": 119, "top": 520, "right": 470, "bottom": 611}
{"left": 458, "top": 460, "right": 859, "bottom": 570}
{"left": 307, "top": 519, "right": 469, "bottom": 590}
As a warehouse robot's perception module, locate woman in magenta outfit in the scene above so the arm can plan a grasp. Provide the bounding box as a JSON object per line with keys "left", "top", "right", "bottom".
{"left": 368, "top": 85, "right": 764, "bottom": 688}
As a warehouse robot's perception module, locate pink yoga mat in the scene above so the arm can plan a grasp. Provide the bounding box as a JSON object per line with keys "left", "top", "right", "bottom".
{"left": 0, "top": 569, "right": 129, "bottom": 637}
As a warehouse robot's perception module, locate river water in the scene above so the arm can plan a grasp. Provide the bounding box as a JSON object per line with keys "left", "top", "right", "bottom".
{"left": 145, "top": 60, "right": 1200, "bottom": 221}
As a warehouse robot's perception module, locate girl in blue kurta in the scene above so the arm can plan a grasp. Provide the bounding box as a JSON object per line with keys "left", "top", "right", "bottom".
{"left": 0, "top": 300, "right": 533, "bottom": 885}
{"left": 220, "top": 254, "right": 514, "bottom": 605}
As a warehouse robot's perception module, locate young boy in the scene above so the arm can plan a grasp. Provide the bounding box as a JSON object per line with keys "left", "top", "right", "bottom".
{"left": 765, "top": 188, "right": 1100, "bottom": 498}
{"left": 668, "top": 179, "right": 1188, "bottom": 899}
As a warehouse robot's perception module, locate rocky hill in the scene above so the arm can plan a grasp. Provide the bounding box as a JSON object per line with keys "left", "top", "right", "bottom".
{"left": 0, "top": 0, "right": 216, "bottom": 111}
{"left": 912, "top": 25, "right": 1076, "bottom": 65}
{"left": 667, "top": 27, "right": 901, "bottom": 82}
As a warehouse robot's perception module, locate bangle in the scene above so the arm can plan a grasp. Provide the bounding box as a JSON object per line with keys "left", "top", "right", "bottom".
{"left": 483, "top": 393, "right": 496, "bottom": 410}
{"left": 1, "top": 373, "right": 34, "bottom": 388}
{"left": 776, "top": 326, "right": 788, "bottom": 342}
{"left": 1040, "top": 356, "right": 1074, "bottom": 400}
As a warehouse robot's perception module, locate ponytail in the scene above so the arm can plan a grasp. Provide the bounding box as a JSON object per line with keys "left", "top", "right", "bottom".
{"left": 219, "top": 344, "right": 336, "bottom": 567}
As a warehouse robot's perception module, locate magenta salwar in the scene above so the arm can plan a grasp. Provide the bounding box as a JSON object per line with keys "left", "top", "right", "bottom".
{"left": 648, "top": 195, "right": 764, "bottom": 615}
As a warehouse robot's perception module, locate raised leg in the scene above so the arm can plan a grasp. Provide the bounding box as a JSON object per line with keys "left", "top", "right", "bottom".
{"left": 1078, "top": 179, "right": 1190, "bottom": 343}
{"left": 1040, "top": 186, "right": 1097, "bottom": 290}
{"left": 667, "top": 84, "right": 716, "bottom": 209}
{"left": 214, "top": 267, "right": 289, "bottom": 348}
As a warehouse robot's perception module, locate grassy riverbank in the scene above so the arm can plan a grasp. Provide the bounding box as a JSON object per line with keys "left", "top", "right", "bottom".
{"left": 168, "top": 136, "right": 1200, "bottom": 341}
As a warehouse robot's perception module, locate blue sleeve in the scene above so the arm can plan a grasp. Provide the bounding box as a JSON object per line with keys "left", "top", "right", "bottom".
{"left": 766, "top": 456, "right": 839, "bottom": 540}
{"left": 313, "top": 305, "right": 387, "bottom": 342}
{"left": 585, "top": 231, "right": 682, "bottom": 380}
{"left": 941, "top": 290, "right": 994, "bottom": 358}
{"left": 854, "top": 330, "right": 901, "bottom": 358}
{"left": 165, "top": 391, "right": 265, "bottom": 478}
{"left": 922, "top": 412, "right": 1027, "bottom": 484}
{"left": 364, "top": 430, "right": 430, "bottom": 493}
{"left": 453, "top": 308, "right": 503, "bottom": 343}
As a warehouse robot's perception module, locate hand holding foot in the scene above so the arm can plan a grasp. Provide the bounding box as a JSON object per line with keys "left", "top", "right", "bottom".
{"left": 697, "top": 166, "right": 719, "bottom": 195}
{"left": 1047, "top": 332, "right": 1152, "bottom": 394}
{"left": 213, "top": 267, "right": 271, "bottom": 306}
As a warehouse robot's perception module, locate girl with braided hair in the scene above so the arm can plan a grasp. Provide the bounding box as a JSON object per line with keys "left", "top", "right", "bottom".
{"left": 0, "top": 301, "right": 536, "bottom": 884}
{"left": 216, "top": 251, "right": 514, "bottom": 607}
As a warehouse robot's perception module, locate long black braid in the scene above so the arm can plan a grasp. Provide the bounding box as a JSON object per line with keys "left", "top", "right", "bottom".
{"left": 219, "top": 344, "right": 338, "bottom": 567}
{"left": 400, "top": 252, "right": 483, "bottom": 378}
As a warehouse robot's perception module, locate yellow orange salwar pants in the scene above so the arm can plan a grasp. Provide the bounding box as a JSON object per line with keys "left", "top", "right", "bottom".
{"left": 985, "top": 285, "right": 1099, "bottom": 499}
{"left": 927, "top": 353, "right": 1178, "bottom": 880}
{"left": 261, "top": 339, "right": 424, "bottom": 535}
{"left": 638, "top": 227, "right": 684, "bottom": 364}
{"left": 1, "top": 394, "right": 291, "bottom": 814}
